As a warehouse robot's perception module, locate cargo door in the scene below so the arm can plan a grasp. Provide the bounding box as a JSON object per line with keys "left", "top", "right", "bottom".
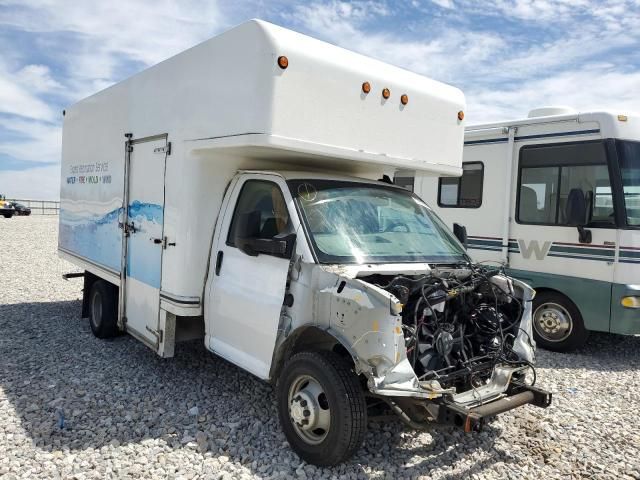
{"left": 119, "top": 134, "right": 169, "bottom": 350}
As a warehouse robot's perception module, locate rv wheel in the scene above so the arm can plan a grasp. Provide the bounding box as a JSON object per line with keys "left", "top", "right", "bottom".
{"left": 277, "top": 351, "right": 367, "bottom": 466}
{"left": 88, "top": 280, "right": 119, "bottom": 339}
{"left": 532, "top": 291, "right": 588, "bottom": 352}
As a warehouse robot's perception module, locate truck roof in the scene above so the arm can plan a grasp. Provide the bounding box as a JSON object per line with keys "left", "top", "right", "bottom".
{"left": 239, "top": 169, "right": 407, "bottom": 187}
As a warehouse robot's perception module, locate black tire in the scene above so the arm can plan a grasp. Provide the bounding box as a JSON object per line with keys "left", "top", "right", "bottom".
{"left": 532, "top": 291, "right": 588, "bottom": 352}
{"left": 277, "top": 351, "right": 367, "bottom": 466}
{"left": 88, "top": 280, "right": 119, "bottom": 339}
{"left": 2, "top": 214, "right": 11, "bottom": 218}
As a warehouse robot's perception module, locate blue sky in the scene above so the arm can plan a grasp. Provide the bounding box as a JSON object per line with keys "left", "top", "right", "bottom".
{"left": 1, "top": 0, "right": 639, "bottom": 199}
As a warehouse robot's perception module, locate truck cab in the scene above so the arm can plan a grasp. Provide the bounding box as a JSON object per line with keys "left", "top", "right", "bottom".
{"left": 199, "top": 169, "right": 550, "bottom": 464}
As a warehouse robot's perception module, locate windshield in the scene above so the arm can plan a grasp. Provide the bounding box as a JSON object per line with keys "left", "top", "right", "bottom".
{"left": 288, "top": 180, "right": 468, "bottom": 264}
{"left": 617, "top": 140, "right": 640, "bottom": 227}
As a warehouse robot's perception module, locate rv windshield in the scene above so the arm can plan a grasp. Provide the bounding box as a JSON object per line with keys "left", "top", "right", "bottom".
{"left": 617, "top": 140, "right": 640, "bottom": 227}
{"left": 288, "top": 180, "right": 468, "bottom": 264}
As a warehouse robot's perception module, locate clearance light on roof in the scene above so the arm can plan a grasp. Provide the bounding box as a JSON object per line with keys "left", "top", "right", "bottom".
{"left": 621, "top": 296, "right": 640, "bottom": 309}
{"left": 400, "top": 94, "right": 409, "bottom": 105}
{"left": 277, "top": 56, "right": 288, "bottom": 69}
{"left": 458, "top": 110, "right": 465, "bottom": 121}
{"left": 618, "top": 114, "right": 628, "bottom": 122}
{"left": 362, "top": 82, "right": 371, "bottom": 94}
{"left": 382, "top": 88, "right": 391, "bottom": 99}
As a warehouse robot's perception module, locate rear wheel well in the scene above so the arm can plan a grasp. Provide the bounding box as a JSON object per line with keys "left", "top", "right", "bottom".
{"left": 82, "top": 271, "right": 118, "bottom": 318}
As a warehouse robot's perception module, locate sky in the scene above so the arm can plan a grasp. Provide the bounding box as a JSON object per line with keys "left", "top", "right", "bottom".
{"left": 1, "top": 0, "right": 639, "bottom": 199}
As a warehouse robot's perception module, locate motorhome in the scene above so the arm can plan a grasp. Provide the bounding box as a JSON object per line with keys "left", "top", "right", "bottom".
{"left": 416, "top": 107, "right": 640, "bottom": 353}
{"left": 59, "top": 20, "right": 550, "bottom": 465}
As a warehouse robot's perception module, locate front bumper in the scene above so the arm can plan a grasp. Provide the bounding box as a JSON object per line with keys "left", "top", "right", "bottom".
{"left": 436, "top": 385, "right": 552, "bottom": 432}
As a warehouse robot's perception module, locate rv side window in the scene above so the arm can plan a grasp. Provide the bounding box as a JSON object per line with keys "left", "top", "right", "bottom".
{"left": 437, "top": 162, "right": 484, "bottom": 208}
{"left": 517, "top": 141, "right": 615, "bottom": 226}
{"left": 227, "top": 180, "right": 292, "bottom": 246}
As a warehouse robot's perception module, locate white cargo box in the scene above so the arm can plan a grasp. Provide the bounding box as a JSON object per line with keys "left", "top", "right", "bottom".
{"left": 59, "top": 19, "right": 465, "bottom": 316}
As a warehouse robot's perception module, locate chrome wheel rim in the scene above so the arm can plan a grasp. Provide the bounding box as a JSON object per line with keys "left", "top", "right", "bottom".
{"left": 533, "top": 302, "right": 573, "bottom": 342}
{"left": 287, "top": 374, "right": 331, "bottom": 445}
{"left": 91, "top": 291, "right": 102, "bottom": 329}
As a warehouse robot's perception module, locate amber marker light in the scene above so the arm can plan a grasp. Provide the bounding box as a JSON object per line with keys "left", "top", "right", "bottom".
{"left": 382, "top": 88, "right": 391, "bottom": 99}
{"left": 400, "top": 94, "right": 409, "bottom": 105}
{"left": 362, "top": 81, "right": 371, "bottom": 94}
{"left": 458, "top": 110, "right": 465, "bottom": 121}
{"left": 277, "top": 56, "right": 288, "bottom": 69}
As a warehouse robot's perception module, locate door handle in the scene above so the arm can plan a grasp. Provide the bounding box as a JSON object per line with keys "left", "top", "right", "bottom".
{"left": 215, "top": 251, "right": 224, "bottom": 276}
{"left": 151, "top": 238, "right": 162, "bottom": 244}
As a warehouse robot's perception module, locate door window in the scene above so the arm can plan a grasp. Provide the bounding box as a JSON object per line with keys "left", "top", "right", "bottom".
{"left": 227, "top": 180, "right": 292, "bottom": 246}
{"left": 617, "top": 140, "right": 640, "bottom": 227}
{"left": 517, "top": 141, "right": 615, "bottom": 226}
{"left": 438, "top": 162, "right": 484, "bottom": 208}
{"left": 518, "top": 166, "right": 559, "bottom": 224}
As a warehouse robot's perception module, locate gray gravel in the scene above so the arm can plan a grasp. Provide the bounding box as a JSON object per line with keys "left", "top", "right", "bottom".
{"left": 1, "top": 216, "right": 639, "bottom": 479}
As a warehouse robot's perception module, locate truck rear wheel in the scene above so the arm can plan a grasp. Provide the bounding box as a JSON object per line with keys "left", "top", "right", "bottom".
{"left": 532, "top": 291, "right": 588, "bottom": 352}
{"left": 89, "top": 280, "right": 119, "bottom": 339}
{"left": 277, "top": 351, "right": 366, "bottom": 466}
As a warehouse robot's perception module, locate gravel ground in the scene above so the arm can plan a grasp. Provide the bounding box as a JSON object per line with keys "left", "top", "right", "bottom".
{"left": 1, "top": 215, "right": 639, "bottom": 479}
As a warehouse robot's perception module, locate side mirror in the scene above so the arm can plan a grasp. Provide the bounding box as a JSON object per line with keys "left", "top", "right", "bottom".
{"left": 453, "top": 223, "right": 468, "bottom": 249}
{"left": 246, "top": 233, "right": 297, "bottom": 258}
{"left": 565, "top": 189, "right": 592, "bottom": 244}
{"left": 235, "top": 211, "right": 296, "bottom": 258}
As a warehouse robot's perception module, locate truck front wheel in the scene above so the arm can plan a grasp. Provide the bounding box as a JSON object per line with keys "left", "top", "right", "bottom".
{"left": 277, "top": 351, "right": 367, "bottom": 466}
{"left": 88, "top": 280, "right": 119, "bottom": 339}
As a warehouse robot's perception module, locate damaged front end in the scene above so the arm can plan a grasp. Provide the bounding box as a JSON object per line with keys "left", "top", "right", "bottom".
{"left": 317, "top": 263, "right": 552, "bottom": 431}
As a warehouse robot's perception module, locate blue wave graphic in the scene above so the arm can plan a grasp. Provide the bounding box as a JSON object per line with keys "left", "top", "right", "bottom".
{"left": 60, "top": 201, "right": 164, "bottom": 288}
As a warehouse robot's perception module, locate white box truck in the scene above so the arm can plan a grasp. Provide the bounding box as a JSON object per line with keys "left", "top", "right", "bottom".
{"left": 59, "top": 20, "right": 550, "bottom": 465}
{"left": 416, "top": 107, "right": 640, "bottom": 353}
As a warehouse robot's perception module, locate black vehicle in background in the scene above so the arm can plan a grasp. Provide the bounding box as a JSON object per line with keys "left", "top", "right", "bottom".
{"left": 8, "top": 202, "right": 31, "bottom": 216}
{"left": 0, "top": 195, "right": 14, "bottom": 218}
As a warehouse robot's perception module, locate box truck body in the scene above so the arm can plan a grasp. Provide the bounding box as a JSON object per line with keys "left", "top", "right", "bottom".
{"left": 416, "top": 107, "right": 640, "bottom": 352}
{"left": 59, "top": 20, "right": 549, "bottom": 465}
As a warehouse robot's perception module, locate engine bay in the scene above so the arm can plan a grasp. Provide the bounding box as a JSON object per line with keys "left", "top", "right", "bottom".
{"left": 361, "top": 265, "right": 534, "bottom": 393}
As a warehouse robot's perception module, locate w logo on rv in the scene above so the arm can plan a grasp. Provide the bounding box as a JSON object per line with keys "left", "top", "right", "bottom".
{"left": 518, "top": 239, "right": 552, "bottom": 260}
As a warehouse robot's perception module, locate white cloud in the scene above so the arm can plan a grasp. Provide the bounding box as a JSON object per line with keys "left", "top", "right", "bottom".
{"left": 0, "top": 71, "right": 56, "bottom": 122}
{"left": 0, "top": 164, "right": 60, "bottom": 200}
{"left": 430, "top": 0, "right": 455, "bottom": 9}
{"left": 0, "top": 0, "right": 226, "bottom": 100}
{"left": 16, "top": 64, "right": 62, "bottom": 93}
{"left": 0, "top": 118, "right": 61, "bottom": 164}
{"left": 285, "top": 1, "right": 504, "bottom": 82}
{"left": 468, "top": 66, "right": 640, "bottom": 123}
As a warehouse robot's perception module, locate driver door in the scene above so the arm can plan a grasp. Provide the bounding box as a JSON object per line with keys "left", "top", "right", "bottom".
{"left": 206, "top": 174, "right": 294, "bottom": 379}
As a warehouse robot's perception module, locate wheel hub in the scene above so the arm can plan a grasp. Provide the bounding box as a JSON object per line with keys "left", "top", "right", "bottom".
{"left": 534, "top": 302, "right": 572, "bottom": 342}
{"left": 287, "top": 374, "right": 331, "bottom": 445}
{"left": 290, "top": 392, "right": 316, "bottom": 430}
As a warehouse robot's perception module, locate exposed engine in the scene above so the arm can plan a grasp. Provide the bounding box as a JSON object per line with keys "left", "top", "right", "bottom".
{"left": 363, "top": 265, "right": 533, "bottom": 392}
